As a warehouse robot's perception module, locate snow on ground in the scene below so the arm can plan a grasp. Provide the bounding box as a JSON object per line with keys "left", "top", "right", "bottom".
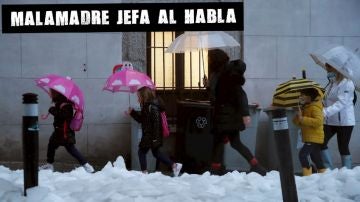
{"left": 1, "top": 156, "right": 360, "bottom": 202}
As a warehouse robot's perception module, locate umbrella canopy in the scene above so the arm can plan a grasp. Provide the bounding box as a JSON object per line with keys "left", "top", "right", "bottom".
{"left": 35, "top": 74, "right": 85, "bottom": 112}
{"left": 166, "top": 31, "right": 240, "bottom": 53}
{"left": 272, "top": 78, "right": 324, "bottom": 107}
{"left": 166, "top": 31, "right": 240, "bottom": 87}
{"left": 310, "top": 45, "right": 360, "bottom": 90}
{"left": 103, "top": 69, "right": 155, "bottom": 93}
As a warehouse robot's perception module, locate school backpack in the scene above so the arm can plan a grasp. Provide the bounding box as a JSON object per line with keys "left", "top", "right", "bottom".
{"left": 149, "top": 105, "right": 170, "bottom": 137}
{"left": 61, "top": 103, "right": 84, "bottom": 132}
{"left": 160, "top": 111, "right": 170, "bottom": 137}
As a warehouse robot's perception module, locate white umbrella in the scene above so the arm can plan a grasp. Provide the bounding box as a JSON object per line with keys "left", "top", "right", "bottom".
{"left": 166, "top": 31, "right": 240, "bottom": 86}
{"left": 166, "top": 31, "right": 240, "bottom": 53}
{"left": 310, "top": 45, "right": 360, "bottom": 91}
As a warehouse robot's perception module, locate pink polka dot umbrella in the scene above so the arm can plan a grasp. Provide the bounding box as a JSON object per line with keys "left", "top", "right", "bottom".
{"left": 35, "top": 74, "right": 84, "bottom": 112}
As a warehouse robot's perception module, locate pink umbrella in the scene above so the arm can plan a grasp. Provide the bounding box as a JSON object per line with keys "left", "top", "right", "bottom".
{"left": 103, "top": 69, "right": 155, "bottom": 93}
{"left": 35, "top": 74, "right": 85, "bottom": 112}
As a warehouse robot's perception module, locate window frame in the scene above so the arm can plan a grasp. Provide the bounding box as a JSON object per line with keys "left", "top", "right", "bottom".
{"left": 146, "top": 31, "right": 209, "bottom": 92}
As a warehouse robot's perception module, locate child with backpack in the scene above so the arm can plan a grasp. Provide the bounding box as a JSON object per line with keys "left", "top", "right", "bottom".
{"left": 40, "top": 89, "right": 94, "bottom": 173}
{"left": 293, "top": 88, "right": 326, "bottom": 176}
{"left": 127, "top": 86, "right": 182, "bottom": 176}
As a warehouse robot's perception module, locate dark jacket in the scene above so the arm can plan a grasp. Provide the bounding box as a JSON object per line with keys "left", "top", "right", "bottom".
{"left": 213, "top": 59, "right": 250, "bottom": 132}
{"left": 49, "top": 100, "right": 76, "bottom": 145}
{"left": 130, "top": 98, "right": 164, "bottom": 149}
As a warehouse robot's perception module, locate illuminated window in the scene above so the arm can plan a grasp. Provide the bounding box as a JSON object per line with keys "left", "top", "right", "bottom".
{"left": 184, "top": 51, "right": 208, "bottom": 89}
{"left": 148, "top": 31, "right": 208, "bottom": 90}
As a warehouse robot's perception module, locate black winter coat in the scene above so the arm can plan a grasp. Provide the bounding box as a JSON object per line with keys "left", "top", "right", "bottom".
{"left": 49, "top": 101, "right": 76, "bottom": 145}
{"left": 213, "top": 59, "right": 250, "bottom": 132}
{"left": 130, "top": 99, "right": 164, "bottom": 149}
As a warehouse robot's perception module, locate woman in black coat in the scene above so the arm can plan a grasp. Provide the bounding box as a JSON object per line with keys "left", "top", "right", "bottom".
{"left": 129, "top": 86, "right": 182, "bottom": 176}
{"left": 210, "top": 53, "right": 266, "bottom": 176}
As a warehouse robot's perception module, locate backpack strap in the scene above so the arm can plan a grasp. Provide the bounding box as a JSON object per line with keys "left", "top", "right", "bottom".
{"left": 59, "top": 102, "right": 72, "bottom": 136}
{"left": 148, "top": 104, "right": 170, "bottom": 137}
{"left": 353, "top": 91, "right": 357, "bottom": 105}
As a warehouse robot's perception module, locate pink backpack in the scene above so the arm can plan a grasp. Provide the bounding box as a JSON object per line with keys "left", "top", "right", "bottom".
{"left": 149, "top": 105, "right": 170, "bottom": 137}
{"left": 70, "top": 110, "right": 84, "bottom": 131}
{"left": 160, "top": 111, "right": 170, "bottom": 137}
{"left": 61, "top": 103, "right": 84, "bottom": 132}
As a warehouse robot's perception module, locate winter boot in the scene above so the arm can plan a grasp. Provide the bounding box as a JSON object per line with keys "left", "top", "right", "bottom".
{"left": 318, "top": 168, "right": 327, "bottom": 173}
{"left": 302, "top": 167, "right": 312, "bottom": 176}
{"left": 341, "top": 155, "right": 352, "bottom": 169}
{"left": 82, "top": 163, "right": 95, "bottom": 173}
{"left": 39, "top": 163, "right": 54, "bottom": 171}
{"left": 321, "top": 149, "right": 334, "bottom": 169}
{"left": 210, "top": 163, "right": 226, "bottom": 175}
{"left": 172, "top": 163, "right": 182, "bottom": 177}
{"left": 249, "top": 158, "right": 267, "bottom": 176}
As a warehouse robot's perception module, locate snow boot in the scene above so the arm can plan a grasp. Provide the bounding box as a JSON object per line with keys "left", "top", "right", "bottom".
{"left": 210, "top": 163, "right": 226, "bottom": 175}
{"left": 249, "top": 158, "right": 267, "bottom": 176}
{"left": 341, "top": 155, "right": 352, "bottom": 169}
{"left": 82, "top": 163, "right": 95, "bottom": 173}
{"left": 172, "top": 163, "right": 182, "bottom": 177}
{"left": 39, "top": 163, "right": 54, "bottom": 171}
{"left": 302, "top": 167, "right": 312, "bottom": 176}
{"left": 321, "top": 149, "right": 334, "bottom": 169}
{"left": 318, "top": 168, "right": 327, "bottom": 173}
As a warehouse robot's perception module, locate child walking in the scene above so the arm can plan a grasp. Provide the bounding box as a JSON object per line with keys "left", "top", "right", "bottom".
{"left": 40, "top": 89, "right": 94, "bottom": 173}
{"left": 128, "top": 86, "right": 182, "bottom": 176}
{"left": 293, "top": 88, "right": 326, "bottom": 176}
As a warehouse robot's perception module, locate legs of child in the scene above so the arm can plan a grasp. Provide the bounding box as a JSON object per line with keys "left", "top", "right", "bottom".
{"left": 151, "top": 147, "right": 182, "bottom": 177}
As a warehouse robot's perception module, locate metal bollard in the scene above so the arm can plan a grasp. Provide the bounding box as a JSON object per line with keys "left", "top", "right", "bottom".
{"left": 271, "top": 108, "right": 298, "bottom": 202}
{"left": 22, "top": 93, "right": 39, "bottom": 196}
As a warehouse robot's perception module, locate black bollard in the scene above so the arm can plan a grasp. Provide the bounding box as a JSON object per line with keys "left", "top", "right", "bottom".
{"left": 22, "top": 93, "right": 39, "bottom": 196}
{"left": 271, "top": 109, "right": 298, "bottom": 202}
